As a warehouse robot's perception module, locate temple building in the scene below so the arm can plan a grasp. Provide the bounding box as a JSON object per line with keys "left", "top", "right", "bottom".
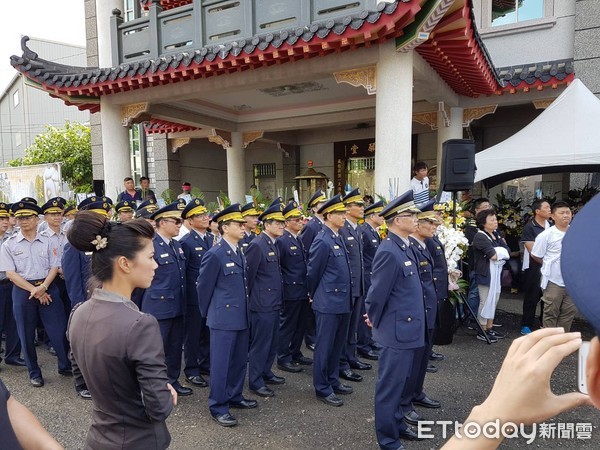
{"left": 10, "top": 0, "right": 600, "bottom": 204}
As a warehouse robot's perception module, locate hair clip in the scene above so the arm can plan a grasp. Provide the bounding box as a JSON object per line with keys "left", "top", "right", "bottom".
{"left": 91, "top": 235, "right": 108, "bottom": 251}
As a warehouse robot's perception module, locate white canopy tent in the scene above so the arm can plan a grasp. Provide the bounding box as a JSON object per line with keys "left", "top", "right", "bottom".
{"left": 474, "top": 79, "right": 600, "bottom": 186}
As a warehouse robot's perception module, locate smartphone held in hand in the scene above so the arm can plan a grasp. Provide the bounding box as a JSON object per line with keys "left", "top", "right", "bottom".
{"left": 578, "top": 341, "right": 590, "bottom": 395}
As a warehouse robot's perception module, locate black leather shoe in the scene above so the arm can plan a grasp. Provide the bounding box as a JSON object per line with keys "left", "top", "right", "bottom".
{"left": 357, "top": 349, "right": 379, "bottom": 360}
{"left": 58, "top": 369, "right": 73, "bottom": 377}
{"left": 339, "top": 369, "right": 363, "bottom": 382}
{"left": 349, "top": 360, "right": 372, "bottom": 370}
{"left": 30, "top": 377, "right": 44, "bottom": 387}
{"left": 212, "top": 413, "right": 238, "bottom": 427}
{"left": 292, "top": 356, "right": 313, "bottom": 365}
{"left": 264, "top": 375, "right": 285, "bottom": 385}
{"left": 173, "top": 384, "right": 193, "bottom": 396}
{"left": 5, "top": 357, "right": 26, "bottom": 366}
{"left": 230, "top": 399, "right": 258, "bottom": 409}
{"left": 186, "top": 375, "right": 208, "bottom": 387}
{"left": 77, "top": 389, "right": 92, "bottom": 400}
{"left": 199, "top": 368, "right": 211, "bottom": 376}
{"left": 429, "top": 352, "right": 445, "bottom": 361}
{"left": 306, "top": 343, "right": 316, "bottom": 351}
{"left": 403, "top": 410, "right": 424, "bottom": 426}
{"left": 333, "top": 384, "right": 354, "bottom": 395}
{"left": 413, "top": 396, "right": 441, "bottom": 409}
{"left": 399, "top": 427, "right": 423, "bottom": 441}
{"left": 317, "top": 393, "right": 344, "bottom": 407}
{"left": 426, "top": 364, "right": 438, "bottom": 373}
{"left": 251, "top": 386, "right": 275, "bottom": 397}
{"left": 277, "top": 362, "right": 303, "bottom": 373}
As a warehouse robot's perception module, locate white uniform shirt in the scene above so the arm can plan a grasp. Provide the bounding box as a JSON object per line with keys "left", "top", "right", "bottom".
{"left": 531, "top": 226, "right": 567, "bottom": 288}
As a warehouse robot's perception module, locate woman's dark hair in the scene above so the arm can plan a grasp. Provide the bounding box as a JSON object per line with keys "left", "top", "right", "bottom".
{"left": 67, "top": 211, "right": 155, "bottom": 282}
{"left": 475, "top": 208, "right": 496, "bottom": 230}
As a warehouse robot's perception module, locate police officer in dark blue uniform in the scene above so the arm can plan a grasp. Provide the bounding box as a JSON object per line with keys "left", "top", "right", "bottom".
{"left": 300, "top": 190, "right": 327, "bottom": 350}
{"left": 197, "top": 204, "right": 257, "bottom": 427}
{"left": 339, "top": 188, "right": 370, "bottom": 382}
{"left": 364, "top": 191, "right": 425, "bottom": 450}
{"left": 399, "top": 203, "right": 441, "bottom": 434}
{"left": 246, "top": 203, "right": 286, "bottom": 397}
{"left": 141, "top": 199, "right": 191, "bottom": 397}
{"left": 0, "top": 202, "right": 71, "bottom": 387}
{"left": 179, "top": 198, "right": 212, "bottom": 388}
{"left": 114, "top": 200, "right": 136, "bottom": 222}
{"left": 307, "top": 194, "right": 354, "bottom": 407}
{"left": 359, "top": 200, "right": 385, "bottom": 360}
{"left": 239, "top": 202, "right": 259, "bottom": 253}
{"left": 276, "top": 201, "right": 312, "bottom": 373}
{"left": 0, "top": 202, "right": 24, "bottom": 367}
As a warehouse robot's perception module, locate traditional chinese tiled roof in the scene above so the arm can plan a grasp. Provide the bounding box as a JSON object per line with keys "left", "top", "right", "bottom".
{"left": 141, "top": 0, "right": 190, "bottom": 10}
{"left": 144, "top": 119, "right": 198, "bottom": 134}
{"left": 10, "top": 0, "right": 502, "bottom": 112}
{"left": 415, "top": 0, "right": 499, "bottom": 97}
{"left": 497, "top": 59, "right": 574, "bottom": 93}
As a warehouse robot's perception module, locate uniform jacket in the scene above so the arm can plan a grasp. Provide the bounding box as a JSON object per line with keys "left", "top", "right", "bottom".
{"left": 339, "top": 219, "right": 364, "bottom": 297}
{"left": 364, "top": 232, "right": 426, "bottom": 350}
{"left": 245, "top": 232, "right": 283, "bottom": 312}
{"left": 360, "top": 223, "right": 381, "bottom": 294}
{"left": 68, "top": 289, "right": 172, "bottom": 450}
{"left": 409, "top": 236, "right": 437, "bottom": 330}
{"left": 299, "top": 216, "right": 323, "bottom": 251}
{"left": 179, "top": 229, "right": 214, "bottom": 306}
{"left": 307, "top": 228, "right": 352, "bottom": 314}
{"left": 140, "top": 234, "right": 186, "bottom": 320}
{"left": 196, "top": 241, "right": 248, "bottom": 331}
{"left": 239, "top": 231, "right": 255, "bottom": 253}
{"left": 426, "top": 235, "right": 449, "bottom": 300}
{"left": 61, "top": 242, "right": 92, "bottom": 306}
{"left": 276, "top": 229, "right": 309, "bottom": 301}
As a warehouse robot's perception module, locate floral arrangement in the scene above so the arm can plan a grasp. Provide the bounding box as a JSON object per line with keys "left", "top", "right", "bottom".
{"left": 435, "top": 223, "right": 469, "bottom": 272}
{"left": 493, "top": 191, "right": 524, "bottom": 237}
{"left": 434, "top": 200, "right": 466, "bottom": 229}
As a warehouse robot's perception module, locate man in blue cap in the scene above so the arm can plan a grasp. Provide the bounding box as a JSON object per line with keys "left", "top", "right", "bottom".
{"left": 276, "top": 201, "right": 312, "bottom": 373}
{"left": 0, "top": 202, "right": 71, "bottom": 387}
{"left": 246, "top": 203, "right": 286, "bottom": 397}
{"left": 140, "top": 199, "right": 191, "bottom": 397}
{"left": 114, "top": 200, "right": 136, "bottom": 223}
{"left": 364, "top": 190, "right": 425, "bottom": 450}
{"left": 179, "top": 199, "right": 213, "bottom": 388}
{"left": 359, "top": 200, "right": 385, "bottom": 360}
{"left": 239, "top": 202, "right": 260, "bottom": 253}
{"left": 307, "top": 194, "right": 354, "bottom": 407}
{"left": 197, "top": 203, "right": 258, "bottom": 427}
{"left": 300, "top": 189, "right": 328, "bottom": 351}
{"left": 0, "top": 202, "right": 24, "bottom": 368}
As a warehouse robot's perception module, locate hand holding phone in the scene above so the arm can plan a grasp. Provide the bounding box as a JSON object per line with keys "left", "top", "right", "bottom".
{"left": 578, "top": 341, "right": 590, "bottom": 395}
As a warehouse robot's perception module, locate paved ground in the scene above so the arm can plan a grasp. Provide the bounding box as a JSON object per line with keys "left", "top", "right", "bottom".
{"left": 1, "top": 292, "right": 599, "bottom": 449}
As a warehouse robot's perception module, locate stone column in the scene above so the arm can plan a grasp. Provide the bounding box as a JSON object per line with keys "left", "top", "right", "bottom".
{"left": 436, "top": 107, "right": 464, "bottom": 175}
{"left": 226, "top": 132, "right": 246, "bottom": 203}
{"left": 96, "top": 0, "right": 122, "bottom": 67}
{"left": 375, "top": 41, "right": 413, "bottom": 199}
{"left": 100, "top": 99, "right": 132, "bottom": 199}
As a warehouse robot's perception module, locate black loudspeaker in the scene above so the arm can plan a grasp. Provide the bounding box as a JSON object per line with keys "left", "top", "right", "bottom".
{"left": 440, "top": 139, "right": 476, "bottom": 191}
{"left": 93, "top": 179, "right": 105, "bottom": 196}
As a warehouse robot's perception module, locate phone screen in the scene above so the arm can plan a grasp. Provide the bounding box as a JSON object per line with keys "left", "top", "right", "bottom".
{"left": 578, "top": 341, "right": 590, "bottom": 395}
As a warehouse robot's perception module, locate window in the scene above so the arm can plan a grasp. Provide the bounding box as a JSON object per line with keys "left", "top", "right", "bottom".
{"left": 13, "top": 90, "right": 19, "bottom": 107}
{"left": 129, "top": 124, "right": 147, "bottom": 182}
{"left": 123, "top": 0, "right": 141, "bottom": 22}
{"left": 491, "top": 0, "right": 544, "bottom": 27}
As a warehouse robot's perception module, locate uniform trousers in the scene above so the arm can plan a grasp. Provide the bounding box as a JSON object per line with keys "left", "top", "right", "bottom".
{"left": 53, "top": 276, "right": 72, "bottom": 318}
{"left": 356, "top": 299, "right": 373, "bottom": 353}
{"left": 340, "top": 295, "right": 364, "bottom": 370}
{"left": 12, "top": 283, "right": 70, "bottom": 379}
{"left": 400, "top": 337, "right": 432, "bottom": 415}
{"left": 249, "top": 310, "right": 279, "bottom": 390}
{"left": 183, "top": 301, "right": 210, "bottom": 378}
{"left": 313, "top": 311, "right": 351, "bottom": 397}
{"left": 157, "top": 315, "right": 185, "bottom": 385}
{"left": 375, "top": 346, "right": 415, "bottom": 450}
{"left": 277, "top": 299, "right": 310, "bottom": 364}
{"left": 208, "top": 328, "right": 249, "bottom": 417}
{"left": 304, "top": 308, "right": 317, "bottom": 347}
{"left": 0, "top": 282, "right": 21, "bottom": 363}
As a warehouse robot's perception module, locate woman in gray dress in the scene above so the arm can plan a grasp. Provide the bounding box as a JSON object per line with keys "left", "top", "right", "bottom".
{"left": 66, "top": 211, "right": 177, "bottom": 450}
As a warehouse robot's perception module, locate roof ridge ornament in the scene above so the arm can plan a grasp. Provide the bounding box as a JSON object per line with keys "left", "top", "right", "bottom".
{"left": 20, "top": 36, "right": 38, "bottom": 61}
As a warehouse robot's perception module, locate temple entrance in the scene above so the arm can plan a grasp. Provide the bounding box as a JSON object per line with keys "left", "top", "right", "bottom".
{"left": 347, "top": 157, "right": 375, "bottom": 199}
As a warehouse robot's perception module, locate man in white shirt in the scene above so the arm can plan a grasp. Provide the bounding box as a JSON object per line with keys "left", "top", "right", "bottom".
{"left": 410, "top": 161, "right": 430, "bottom": 205}
{"left": 531, "top": 201, "right": 576, "bottom": 331}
